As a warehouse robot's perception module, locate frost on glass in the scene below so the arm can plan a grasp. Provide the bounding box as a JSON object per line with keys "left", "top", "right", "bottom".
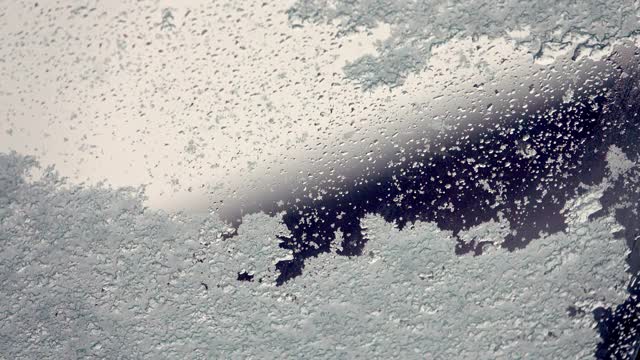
{"left": 289, "top": 0, "right": 640, "bottom": 89}
{"left": 0, "top": 152, "right": 633, "bottom": 358}
{"left": 1, "top": 0, "right": 640, "bottom": 358}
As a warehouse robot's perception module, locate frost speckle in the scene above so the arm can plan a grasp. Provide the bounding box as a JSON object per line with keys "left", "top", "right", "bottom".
{"left": 606, "top": 145, "right": 637, "bottom": 180}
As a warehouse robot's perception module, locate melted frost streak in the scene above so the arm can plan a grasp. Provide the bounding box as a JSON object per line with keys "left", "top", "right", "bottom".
{"left": 230, "top": 50, "right": 638, "bottom": 286}
{"left": 280, "top": 2, "right": 640, "bottom": 355}
{"left": 274, "top": 88, "right": 606, "bottom": 281}
{"left": 225, "top": 47, "right": 640, "bottom": 358}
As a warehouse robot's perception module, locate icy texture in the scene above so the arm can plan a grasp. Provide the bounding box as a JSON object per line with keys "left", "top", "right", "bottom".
{"left": 0, "top": 152, "right": 630, "bottom": 358}
{"left": 592, "top": 150, "right": 640, "bottom": 358}
{"left": 288, "top": 0, "right": 640, "bottom": 88}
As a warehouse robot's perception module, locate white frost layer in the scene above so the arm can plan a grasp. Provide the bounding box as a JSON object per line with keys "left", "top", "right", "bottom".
{"left": 0, "top": 154, "right": 630, "bottom": 359}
